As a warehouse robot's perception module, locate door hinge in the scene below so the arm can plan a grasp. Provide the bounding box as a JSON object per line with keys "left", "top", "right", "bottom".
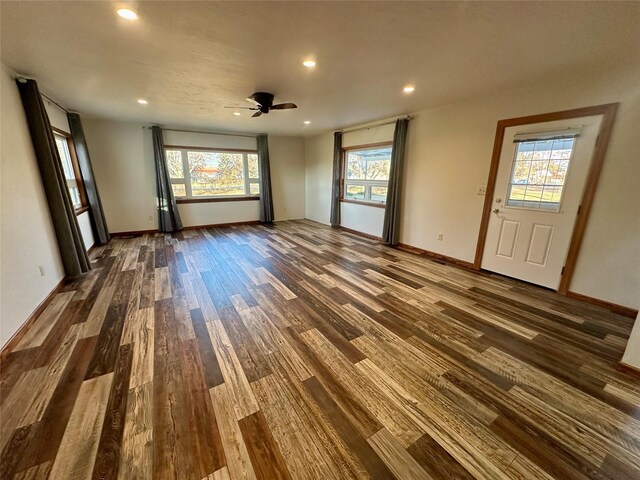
{"left": 561, "top": 266, "right": 565, "bottom": 275}
{"left": 577, "top": 205, "right": 582, "bottom": 216}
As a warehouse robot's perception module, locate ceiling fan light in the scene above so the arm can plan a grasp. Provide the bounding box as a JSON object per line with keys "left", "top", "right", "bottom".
{"left": 403, "top": 85, "right": 415, "bottom": 93}
{"left": 304, "top": 121, "right": 311, "bottom": 125}
{"left": 303, "top": 60, "right": 316, "bottom": 68}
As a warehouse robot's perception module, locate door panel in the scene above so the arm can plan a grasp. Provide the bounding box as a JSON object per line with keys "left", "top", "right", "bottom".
{"left": 482, "top": 115, "right": 602, "bottom": 289}
{"left": 525, "top": 224, "right": 554, "bottom": 266}
{"left": 497, "top": 220, "right": 520, "bottom": 259}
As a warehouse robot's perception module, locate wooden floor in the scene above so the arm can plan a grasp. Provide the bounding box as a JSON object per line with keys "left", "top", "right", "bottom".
{"left": 1, "top": 220, "right": 639, "bottom": 480}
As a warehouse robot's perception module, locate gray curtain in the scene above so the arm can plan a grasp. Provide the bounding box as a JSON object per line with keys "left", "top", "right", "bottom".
{"left": 257, "top": 134, "right": 274, "bottom": 223}
{"left": 152, "top": 126, "right": 182, "bottom": 232}
{"left": 382, "top": 118, "right": 409, "bottom": 246}
{"left": 16, "top": 79, "right": 91, "bottom": 277}
{"left": 329, "top": 132, "right": 342, "bottom": 226}
{"left": 67, "top": 113, "right": 111, "bottom": 245}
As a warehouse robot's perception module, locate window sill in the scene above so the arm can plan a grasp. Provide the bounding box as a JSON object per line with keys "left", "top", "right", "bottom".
{"left": 75, "top": 206, "right": 89, "bottom": 216}
{"left": 340, "top": 198, "right": 386, "bottom": 209}
{"left": 176, "top": 196, "right": 260, "bottom": 204}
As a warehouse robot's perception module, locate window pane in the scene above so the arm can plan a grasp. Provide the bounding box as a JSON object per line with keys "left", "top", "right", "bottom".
{"left": 68, "top": 186, "right": 81, "bottom": 207}
{"left": 55, "top": 135, "right": 82, "bottom": 208}
{"left": 346, "top": 153, "right": 366, "bottom": 180}
{"left": 166, "top": 150, "right": 184, "bottom": 179}
{"left": 249, "top": 182, "right": 260, "bottom": 195}
{"left": 506, "top": 138, "right": 574, "bottom": 211}
{"left": 55, "top": 137, "right": 75, "bottom": 181}
{"left": 345, "top": 184, "right": 365, "bottom": 200}
{"left": 370, "top": 186, "right": 388, "bottom": 203}
{"left": 172, "top": 183, "right": 186, "bottom": 197}
{"left": 188, "top": 151, "right": 245, "bottom": 196}
{"left": 346, "top": 147, "right": 392, "bottom": 180}
{"left": 248, "top": 154, "right": 259, "bottom": 179}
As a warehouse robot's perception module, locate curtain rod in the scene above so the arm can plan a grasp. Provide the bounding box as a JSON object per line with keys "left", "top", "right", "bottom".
{"left": 338, "top": 115, "right": 412, "bottom": 135}
{"left": 41, "top": 93, "right": 70, "bottom": 114}
{"left": 144, "top": 127, "right": 258, "bottom": 138}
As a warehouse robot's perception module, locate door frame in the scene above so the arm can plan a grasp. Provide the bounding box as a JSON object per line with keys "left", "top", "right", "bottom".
{"left": 473, "top": 103, "right": 619, "bottom": 294}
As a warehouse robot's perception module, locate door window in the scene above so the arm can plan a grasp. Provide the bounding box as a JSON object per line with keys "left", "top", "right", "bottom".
{"left": 506, "top": 137, "right": 575, "bottom": 212}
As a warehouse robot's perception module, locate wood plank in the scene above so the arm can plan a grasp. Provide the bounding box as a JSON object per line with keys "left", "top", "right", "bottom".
{"left": 367, "top": 428, "right": 432, "bottom": 480}
{"left": 209, "top": 384, "right": 257, "bottom": 480}
{"left": 92, "top": 344, "right": 134, "bottom": 479}
{"left": 118, "top": 382, "right": 153, "bottom": 480}
{"left": 238, "top": 410, "right": 293, "bottom": 480}
{"left": 48, "top": 373, "right": 113, "bottom": 479}
{"left": 13, "top": 291, "right": 75, "bottom": 351}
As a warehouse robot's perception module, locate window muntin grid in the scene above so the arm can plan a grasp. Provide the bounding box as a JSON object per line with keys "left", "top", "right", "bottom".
{"left": 506, "top": 137, "right": 575, "bottom": 212}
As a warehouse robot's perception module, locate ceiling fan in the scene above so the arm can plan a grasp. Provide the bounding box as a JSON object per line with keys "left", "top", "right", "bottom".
{"left": 225, "top": 92, "right": 297, "bottom": 117}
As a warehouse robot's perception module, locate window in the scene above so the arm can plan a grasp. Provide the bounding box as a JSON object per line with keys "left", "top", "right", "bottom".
{"left": 506, "top": 137, "right": 575, "bottom": 212}
{"left": 54, "top": 132, "right": 87, "bottom": 212}
{"left": 165, "top": 148, "right": 260, "bottom": 200}
{"left": 342, "top": 144, "right": 392, "bottom": 204}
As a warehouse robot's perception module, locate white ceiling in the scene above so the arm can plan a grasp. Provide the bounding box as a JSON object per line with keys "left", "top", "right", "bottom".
{"left": 1, "top": 1, "right": 638, "bottom": 135}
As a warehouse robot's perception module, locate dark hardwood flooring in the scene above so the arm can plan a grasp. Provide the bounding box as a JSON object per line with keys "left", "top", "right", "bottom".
{"left": 1, "top": 220, "right": 638, "bottom": 479}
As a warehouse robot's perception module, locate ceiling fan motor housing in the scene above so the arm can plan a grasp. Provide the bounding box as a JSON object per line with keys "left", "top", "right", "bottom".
{"left": 250, "top": 92, "right": 275, "bottom": 113}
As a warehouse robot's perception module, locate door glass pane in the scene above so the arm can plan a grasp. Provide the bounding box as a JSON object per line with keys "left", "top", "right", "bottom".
{"left": 506, "top": 137, "right": 575, "bottom": 212}
{"left": 345, "top": 184, "right": 365, "bottom": 200}
{"left": 188, "top": 151, "right": 245, "bottom": 196}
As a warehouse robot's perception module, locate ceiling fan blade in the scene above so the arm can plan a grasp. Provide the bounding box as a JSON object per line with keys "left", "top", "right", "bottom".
{"left": 224, "top": 106, "right": 258, "bottom": 110}
{"left": 252, "top": 111, "right": 262, "bottom": 118}
{"left": 270, "top": 103, "right": 298, "bottom": 110}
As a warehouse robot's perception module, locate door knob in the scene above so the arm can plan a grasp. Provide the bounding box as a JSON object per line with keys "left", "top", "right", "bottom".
{"left": 495, "top": 198, "right": 502, "bottom": 203}
{"left": 493, "top": 208, "right": 500, "bottom": 214}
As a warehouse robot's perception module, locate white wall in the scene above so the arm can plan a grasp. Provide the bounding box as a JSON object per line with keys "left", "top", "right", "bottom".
{"left": 622, "top": 311, "right": 640, "bottom": 369}
{"left": 83, "top": 120, "right": 306, "bottom": 232}
{"left": 304, "top": 65, "right": 640, "bottom": 309}
{"left": 0, "top": 64, "right": 65, "bottom": 347}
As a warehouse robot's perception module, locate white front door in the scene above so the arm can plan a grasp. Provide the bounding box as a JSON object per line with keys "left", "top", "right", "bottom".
{"left": 481, "top": 115, "right": 602, "bottom": 289}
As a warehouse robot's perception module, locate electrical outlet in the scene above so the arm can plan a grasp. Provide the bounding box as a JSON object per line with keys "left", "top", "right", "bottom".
{"left": 437, "top": 232, "right": 444, "bottom": 241}
{"left": 38, "top": 265, "right": 45, "bottom": 276}
{"left": 477, "top": 185, "right": 487, "bottom": 195}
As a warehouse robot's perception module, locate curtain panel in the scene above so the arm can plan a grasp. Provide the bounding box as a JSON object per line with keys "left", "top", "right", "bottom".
{"left": 257, "top": 134, "right": 274, "bottom": 223}
{"left": 330, "top": 132, "right": 342, "bottom": 226}
{"left": 152, "top": 126, "right": 183, "bottom": 233}
{"left": 67, "top": 113, "right": 111, "bottom": 245}
{"left": 16, "top": 78, "right": 91, "bottom": 277}
{"left": 382, "top": 118, "right": 409, "bottom": 245}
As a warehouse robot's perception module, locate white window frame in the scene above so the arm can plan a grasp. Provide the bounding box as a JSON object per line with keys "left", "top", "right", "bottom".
{"left": 505, "top": 136, "right": 577, "bottom": 213}
{"left": 165, "top": 147, "right": 260, "bottom": 200}
{"left": 53, "top": 132, "right": 86, "bottom": 211}
{"left": 341, "top": 144, "right": 392, "bottom": 205}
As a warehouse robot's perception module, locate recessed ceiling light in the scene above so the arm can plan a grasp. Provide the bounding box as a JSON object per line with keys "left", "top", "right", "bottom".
{"left": 117, "top": 8, "right": 138, "bottom": 20}
{"left": 403, "top": 85, "right": 415, "bottom": 93}
{"left": 303, "top": 120, "right": 311, "bottom": 125}
{"left": 137, "top": 99, "right": 148, "bottom": 105}
{"left": 233, "top": 112, "right": 241, "bottom": 116}
{"left": 302, "top": 60, "right": 316, "bottom": 68}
